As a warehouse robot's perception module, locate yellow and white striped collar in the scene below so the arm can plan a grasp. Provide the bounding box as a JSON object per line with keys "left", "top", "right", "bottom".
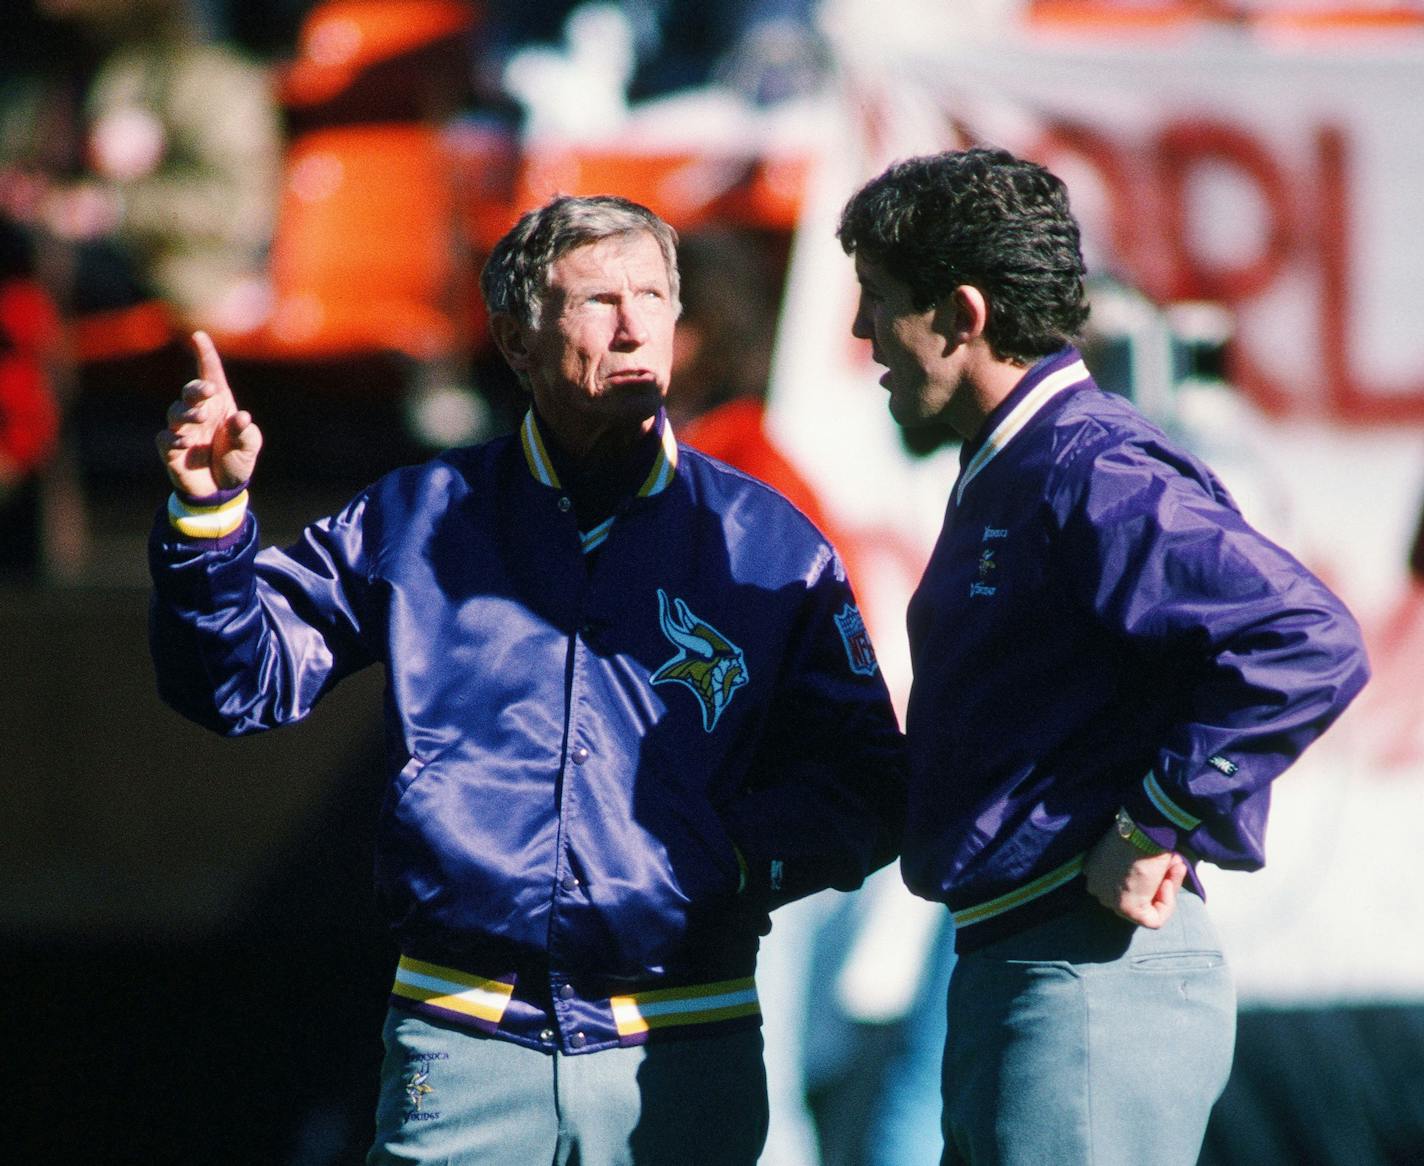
{"left": 520, "top": 409, "right": 679, "bottom": 496}
{"left": 519, "top": 409, "right": 680, "bottom": 554}
{"left": 954, "top": 354, "right": 1091, "bottom": 506}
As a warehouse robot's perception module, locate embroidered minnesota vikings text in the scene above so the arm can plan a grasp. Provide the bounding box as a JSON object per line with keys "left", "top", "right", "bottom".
{"left": 1207, "top": 754, "right": 1239, "bottom": 776}
{"left": 651, "top": 590, "right": 748, "bottom": 731}
{"left": 834, "top": 604, "right": 879, "bottom": 677}
{"left": 402, "top": 1051, "right": 447, "bottom": 1123}
{"left": 983, "top": 526, "right": 1008, "bottom": 541}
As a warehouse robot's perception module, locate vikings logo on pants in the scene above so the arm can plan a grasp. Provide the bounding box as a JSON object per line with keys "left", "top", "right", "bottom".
{"left": 651, "top": 590, "right": 749, "bottom": 732}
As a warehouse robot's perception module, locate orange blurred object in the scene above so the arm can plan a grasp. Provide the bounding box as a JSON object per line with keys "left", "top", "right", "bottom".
{"left": 281, "top": 0, "right": 479, "bottom": 109}
{"left": 1251, "top": 6, "right": 1424, "bottom": 34}
{"left": 213, "top": 124, "right": 462, "bottom": 362}
{"left": 454, "top": 143, "right": 810, "bottom": 252}
{"left": 682, "top": 398, "right": 833, "bottom": 534}
{"left": 69, "top": 299, "right": 177, "bottom": 364}
{"left": 1027, "top": 1, "right": 1231, "bottom": 32}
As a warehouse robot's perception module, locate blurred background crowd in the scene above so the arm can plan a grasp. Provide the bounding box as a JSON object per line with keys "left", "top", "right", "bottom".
{"left": 4, "top": 1, "right": 1424, "bottom": 1163}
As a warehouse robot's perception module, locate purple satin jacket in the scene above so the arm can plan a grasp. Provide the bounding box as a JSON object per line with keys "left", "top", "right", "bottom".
{"left": 149, "top": 410, "right": 905, "bottom": 1051}
{"left": 903, "top": 349, "right": 1369, "bottom": 951}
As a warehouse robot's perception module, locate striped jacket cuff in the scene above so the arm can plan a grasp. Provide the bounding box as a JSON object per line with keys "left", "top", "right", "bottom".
{"left": 167, "top": 490, "right": 249, "bottom": 540}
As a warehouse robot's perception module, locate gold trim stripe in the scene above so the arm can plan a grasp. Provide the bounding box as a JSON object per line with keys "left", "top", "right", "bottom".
{"left": 610, "top": 976, "right": 759, "bottom": 1037}
{"left": 521, "top": 410, "right": 680, "bottom": 557}
{"left": 1144, "top": 770, "right": 1202, "bottom": 830}
{"left": 580, "top": 516, "right": 615, "bottom": 554}
{"left": 167, "top": 490, "right": 250, "bottom": 540}
{"left": 955, "top": 360, "right": 1088, "bottom": 505}
{"left": 520, "top": 411, "right": 559, "bottom": 487}
{"left": 952, "top": 853, "right": 1087, "bottom": 928}
{"left": 391, "top": 955, "right": 514, "bottom": 1025}
{"left": 637, "top": 421, "right": 679, "bottom": 496}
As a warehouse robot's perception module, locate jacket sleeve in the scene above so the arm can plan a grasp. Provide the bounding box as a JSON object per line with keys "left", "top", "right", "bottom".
{"left": 147, "top": 495, "right": 377, "bottom": 736}
{"left": 721, "top": 548, "right": 907, "bottom": 908}
{"left": 1057, "top": 442, "right": 1370, "bottom": 870}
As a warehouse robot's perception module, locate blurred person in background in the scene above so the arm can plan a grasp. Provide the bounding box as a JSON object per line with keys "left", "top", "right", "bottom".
{"left": 477, "top": 0, "right": 830, "bottom": 118}
{"left": 1, "top": 0, "right": 280, "bottom": 333}
{"left": 0, "top": 217, "right": 61, "bottom": 578}
{"left": 838, "top": 147, "right": 1370, "bottom": 1165}
{"left": 670, "top": 226, "right": 966, "bottom": 1166}
{"left": 666, "top": 224, "right": 852, "bottom": 1166}
{"left": 670, "top": 226, "right": 843, "bottom": 544}
{"left": 670, "top": 225, "right": 956, "bottom": 1166}
{"left": 148, "top": 194, "right": 905, "bottom": 1165}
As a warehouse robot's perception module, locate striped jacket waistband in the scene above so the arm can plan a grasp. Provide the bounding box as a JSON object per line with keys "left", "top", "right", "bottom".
{"left": 389, "top": 953, "right": 761, "bottom": 1055}
{"left": 950, "top": 852, "right": 1087, "bottom": 930}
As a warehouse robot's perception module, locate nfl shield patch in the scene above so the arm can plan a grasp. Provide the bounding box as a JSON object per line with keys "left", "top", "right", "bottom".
{"left": 834, "top": 604, "right": 878, "bottom": 677}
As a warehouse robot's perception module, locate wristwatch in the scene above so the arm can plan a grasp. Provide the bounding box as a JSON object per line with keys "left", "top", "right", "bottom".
{"left": 1115, "top": 807, "right": 1165, "bottom": 855}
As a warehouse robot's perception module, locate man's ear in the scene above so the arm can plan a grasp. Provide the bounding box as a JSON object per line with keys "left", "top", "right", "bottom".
{"left": 489, "top": 313, "right": 531, "bottom": 373}
{"left": 933, "top": 285, "right": 989, "bottom": 349}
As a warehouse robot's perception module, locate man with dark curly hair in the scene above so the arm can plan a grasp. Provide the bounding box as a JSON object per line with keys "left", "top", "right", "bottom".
{"left": 839, "top": 148, "right": 1369, "bottom": 1164}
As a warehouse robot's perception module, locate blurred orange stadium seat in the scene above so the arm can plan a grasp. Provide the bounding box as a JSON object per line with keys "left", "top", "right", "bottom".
{"left": 453, "top": 143, "right": 810, "bottom": 253}
{"left": 212, "top": 123, "right": 464, "bottom": 363}
{"left": 206, "top": 0, "right": 478, "bottom": 365}
{"left": 513, "top": 147, "right": 735, "bottom": 236}
{"left": 69, "top": 299, "right": 178, "bottom": 365}
{"left": 69, "top": 1, "right": 479, "bottom": 369}
{"left": 281, "top": 0, "right": 479, "bottom": 113}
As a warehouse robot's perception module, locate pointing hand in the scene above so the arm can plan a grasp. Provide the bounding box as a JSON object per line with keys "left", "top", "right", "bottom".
{"left": 156, "top": 331, "right": 262, "bottom": 497}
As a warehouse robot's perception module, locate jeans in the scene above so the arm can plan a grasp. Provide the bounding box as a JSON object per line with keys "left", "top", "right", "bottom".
{"left": 942, "top": 892, "right": 1236, "bottom": 1166}
{"left": 367, "top": 1008, "right": 768, "bottom": 1165}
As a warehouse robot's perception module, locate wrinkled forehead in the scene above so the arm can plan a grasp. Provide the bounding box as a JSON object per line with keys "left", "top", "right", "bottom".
{"left": 544, "top": 231, "right": 673, "bottom": 293}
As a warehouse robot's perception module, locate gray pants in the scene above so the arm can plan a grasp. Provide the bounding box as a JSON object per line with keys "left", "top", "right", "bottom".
{"left": 368, "top": 1008, "right": 768, "bottom": 1165}
{"left": 942, "top": 892, "right": 1236, "bottom": 1166}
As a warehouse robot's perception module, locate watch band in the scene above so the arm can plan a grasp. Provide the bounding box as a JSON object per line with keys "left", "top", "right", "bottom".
{"left": 1116, "top": 807, "right": 1165, "bottom": 855}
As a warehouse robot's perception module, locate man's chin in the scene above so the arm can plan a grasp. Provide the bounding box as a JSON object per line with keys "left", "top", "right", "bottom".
{"left": 895, "top": 412, "right": 960, "bottom": 456}
{"left": 617, "top": 386, "right": 666, "bottom": 419}
{"left": 887, "top": 398, "right": 957, "bottom": 451}
{"left": 605, "top": 377, "right": 664, "bottom": 403}
{"left": 887, "top": 394, "right": 925, "bottom": 429}
{"left": 594, "top": 383, "right": 667, "bottom": 431}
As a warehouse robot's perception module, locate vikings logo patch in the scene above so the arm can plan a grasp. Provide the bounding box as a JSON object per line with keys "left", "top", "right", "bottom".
{"left": 651, "top": 590, "right": 748, "bottom": 732}
{"left": 969, "top": 547, "right": 998, "bottom": 598}
{"left": 834, "top": 604, "right": 879, "bottom": 677}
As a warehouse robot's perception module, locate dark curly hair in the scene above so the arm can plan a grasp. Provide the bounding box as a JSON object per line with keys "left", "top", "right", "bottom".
{"left": 837, "top": 148, "right": 1089, "bottom": 364}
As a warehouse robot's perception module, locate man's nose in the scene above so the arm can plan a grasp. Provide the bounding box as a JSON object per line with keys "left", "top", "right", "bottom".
{"left": 613, "top": 299, "right": 650, "bottom": 347}
{"left": 850, "top": 297, "right": 872, "bottom": 340}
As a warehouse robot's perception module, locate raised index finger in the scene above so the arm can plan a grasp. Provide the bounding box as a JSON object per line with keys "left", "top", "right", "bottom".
{"left": 189, "top": 330, "right": 233, "bottom": 401}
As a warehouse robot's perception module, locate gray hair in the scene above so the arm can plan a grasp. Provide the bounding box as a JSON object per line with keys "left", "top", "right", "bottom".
{"left": 480, "top": 194, "right": 682, "bottom": 328}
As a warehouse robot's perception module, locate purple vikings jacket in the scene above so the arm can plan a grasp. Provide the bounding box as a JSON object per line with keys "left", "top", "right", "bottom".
{"left": 904, "top": 348, "right": 1369, "bottom": 952}
{"left": 149, "top": 409, "right": 905, "bottom": 1053}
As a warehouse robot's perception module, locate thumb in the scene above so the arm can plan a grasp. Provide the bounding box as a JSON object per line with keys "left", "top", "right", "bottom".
{"left": 1152, "top": 857, "right": 1185, "bottom": 919}
{"left": 221, "top": 409, "right": 263, "bottom": 484}
{"left": 228, "top": 410, "right": 261, "bottom": 450}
